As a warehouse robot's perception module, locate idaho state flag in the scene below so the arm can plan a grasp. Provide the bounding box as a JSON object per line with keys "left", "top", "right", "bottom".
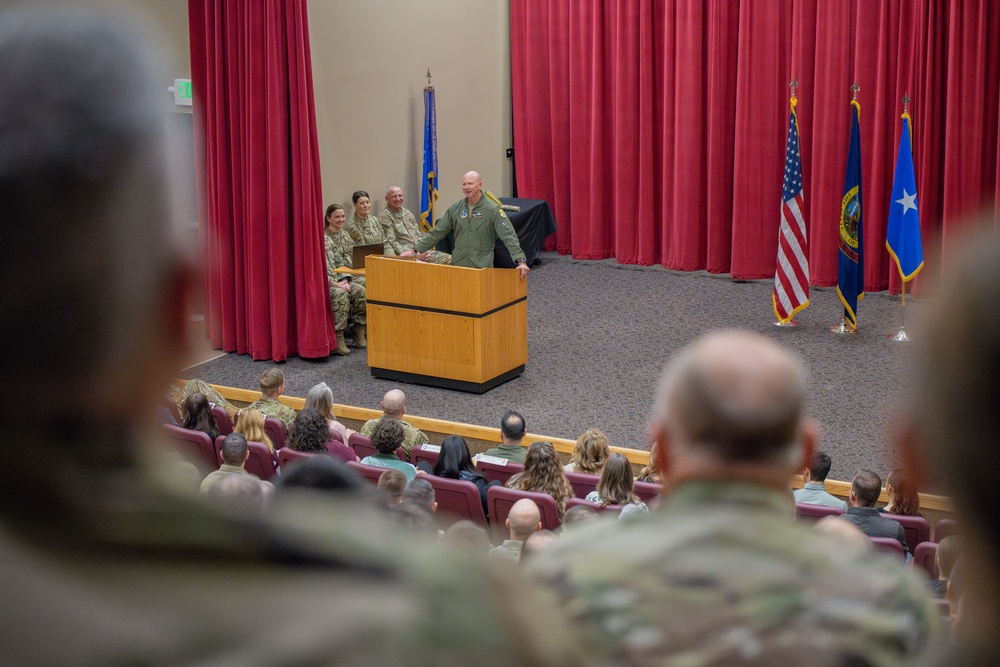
{"left": 837, "top": 100, "right": 864, "bottom": 328}
{"left": 885, "top": 113, "right": 923, "bottom": 282}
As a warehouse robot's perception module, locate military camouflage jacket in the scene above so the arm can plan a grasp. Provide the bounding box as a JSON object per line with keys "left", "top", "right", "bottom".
{"left": 528, "top": 480, "right": 943, "bottom": 666}
{"left": 377, "top": 206, "right": 422, "bottom": 255}
{"left": 416, "top": 194, "right": 525, "bottom": 268}
{"left": 326, "top": 227, "right": 354, "bottom": 283}
{"left": 348, "top": 213, "right": 384, "bottom": 246}
{"left": 246, "top": 397, "right": 297, "bottom": 433}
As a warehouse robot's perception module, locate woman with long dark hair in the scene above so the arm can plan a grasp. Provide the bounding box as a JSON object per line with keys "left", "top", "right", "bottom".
{"left": 182, "top": 393, "right": 220, "bottom": 443}
{"left": 430, "top": 436, "right": 497, "bottom": 513}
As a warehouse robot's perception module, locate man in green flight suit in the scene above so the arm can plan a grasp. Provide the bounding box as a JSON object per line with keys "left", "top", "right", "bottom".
{"left": 403, "top": 171, "right": 530, "bottom": 280}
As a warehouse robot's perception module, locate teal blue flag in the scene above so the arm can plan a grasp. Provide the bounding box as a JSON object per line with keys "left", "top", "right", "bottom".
{"left": 885, "top": 114, "right": 923, "bottom": 282}
{"left": 837, "top": 100, "right": 864, "bottom": 328}
{"left": 419, "top": 87, "right": 438, "bottom": 233}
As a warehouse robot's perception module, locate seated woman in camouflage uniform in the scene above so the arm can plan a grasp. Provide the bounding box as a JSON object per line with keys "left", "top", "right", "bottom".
{"left": 347, "top": 190, "right": 385, "bottom": 245}
{"left": 324, "top": 204, "right": 367, "bottom": 356}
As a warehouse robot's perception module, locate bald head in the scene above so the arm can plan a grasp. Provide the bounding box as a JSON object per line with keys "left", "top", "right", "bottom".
{"left": 385, "top": 185, "right": 404, "bottom": 212}
{"left": 461, "top": 171, "right": 483, "bottom": 203}
{"left": 381, "top": 389, "right": 406, "bottom": 417}
{"left": 655, "top": 331, "right": 807, "bottom": 465}
{"left": 507, "top": 498, "right": 541, "bottom": 541}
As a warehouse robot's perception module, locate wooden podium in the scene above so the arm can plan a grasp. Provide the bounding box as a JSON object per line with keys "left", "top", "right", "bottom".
{"left": 365, "top": 256, "right": 527, "bottom": 393}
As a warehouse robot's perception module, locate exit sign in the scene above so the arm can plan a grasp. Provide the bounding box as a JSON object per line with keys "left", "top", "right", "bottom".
{"left": 172, "top": 78, "right": 192, "bottom": 106}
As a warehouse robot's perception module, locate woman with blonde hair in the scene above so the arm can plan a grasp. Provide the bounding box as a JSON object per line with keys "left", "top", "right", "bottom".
{"left": 564, "top": 428, "right": 611, "bottom": 474}
{"left": 636, "top": 440, "right": 662, "bottom": 484}
{"left": 587, "top": 453, "right": 649, "bottom": 514}
{"left": 304, "top": 382, "right": 354, "bottom": 443}
{"left": 234, "top": 408, "right": 274, "bottom": 451}
{"left": 506, "top": 441, "right": 574, "bottom": 517}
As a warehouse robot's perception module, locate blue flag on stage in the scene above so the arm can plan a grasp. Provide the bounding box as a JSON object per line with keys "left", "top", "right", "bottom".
{"left": 837, "top": 100, "right": 864, "bottom": 328}
{"left": 419, "top": 86, "right": 438, "bottom": 233}
{"left": 885, "top": 113, "right": 923, "bottom": 282}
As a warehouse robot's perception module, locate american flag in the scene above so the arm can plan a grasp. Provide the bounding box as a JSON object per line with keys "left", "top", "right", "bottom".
{"left": 772, "top": 100, "right": 810, "bottom": 324}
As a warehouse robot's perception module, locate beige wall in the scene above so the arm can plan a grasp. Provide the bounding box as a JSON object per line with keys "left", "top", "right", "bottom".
{"left": 308, "top": 0, "right": 512, "bottom": 219}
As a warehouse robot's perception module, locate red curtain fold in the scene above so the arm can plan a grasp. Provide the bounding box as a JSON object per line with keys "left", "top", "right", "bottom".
{"left": 189, "top": 0, "right": 335, "bottom": 361}
{"left": 511, "top": 0, "right": 1000, "bottom": 293}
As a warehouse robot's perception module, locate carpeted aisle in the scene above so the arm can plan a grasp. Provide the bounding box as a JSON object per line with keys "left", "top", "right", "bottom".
{"left": 182, "top": 251, "right": 924, "bottom": 482}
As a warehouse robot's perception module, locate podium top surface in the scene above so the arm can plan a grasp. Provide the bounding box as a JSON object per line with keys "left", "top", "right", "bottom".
{"left": 365, "top": 256, "right": 527, "bottom": 315}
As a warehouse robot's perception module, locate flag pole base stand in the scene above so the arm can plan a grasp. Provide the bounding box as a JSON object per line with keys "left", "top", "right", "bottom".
{"left": 888, "top": 328, "right": 911, "bottom": 342}
{"left": 773, "top": 320, "right": 799, "bottom": 327}
{"left": 828, "top": 321, "right": 857, "bottom": 334}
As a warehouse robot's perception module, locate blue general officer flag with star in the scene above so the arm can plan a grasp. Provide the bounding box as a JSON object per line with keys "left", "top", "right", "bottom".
{"left": 885, "top": 114, "right": 923, "bottom": 282}
{"left": 837, "top": 100, "right": 864, "bottom": 328}
{"left": 419, "top": 86, "right": 438, "bottom": 233}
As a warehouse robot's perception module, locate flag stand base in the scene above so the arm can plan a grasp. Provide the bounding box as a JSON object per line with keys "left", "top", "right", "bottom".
{"left": 773, "top": 320, "right": 799, "bottom": 327}
{"left": 828, "top": 320, "right": 857, "bottom": 334}
{"left": 888, "top": 327, "right": 911, "bottom": 342}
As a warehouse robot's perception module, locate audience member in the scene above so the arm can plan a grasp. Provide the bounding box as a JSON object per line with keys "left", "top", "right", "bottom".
{"left": 519, "top": 530, "right": 558, "bottom": 563}
{"left": 794, "top": 450, "right": 848, "bottom": 510}
{"left": 304, "top": 382, "right": 356, "bottom": 447}
{"left": 481, "top": 411, "right": 529, "bottom": 462}
{"left": 347, "top": 189, "right": 386, "bottom": 246}
{"left": 428, "top": 435, "right": 498, "bottom": 514}
{"left": 324, "top": 202, "right": 367, "bottom": 355}
{"left": 376, "top": 469, "right": 407, "bottom": 506}
{"left": 528, "top": 330, "right": 941, "bottom": 665}
{"left": 0, "top": 9, "right": 585, "bottom": 664}
{"left": 389, "top": 501, "right": 438, "bottom": 534}
{"left": 506, "top": 442, "right": 574, "bottom": 517}
{"left": 635, "top": 439, "right": 661, "bottom": 484}
{"left": 564, "top": 428, "right": 611, "bottom": 474}
{"left": 233, "top": 407, "right": 274, "bottom": 452}
{"left": 403, "top": 477, "right": 437, "bottom": 513}
{"left": 287, "top": 409, "right": 335, "bottom": 454}
{"left": 813, "top": 515, "right": 872, "bottom": 551}
{"left": 360, "top": 419, "right": 420, "bottom": 482}
{"left": 246, "top": 368, "right": 297, "bottom": 432}
{"left": 378, "top": 185, "right": 451, "bottom": 263}
{"left": 585, "top": 453, "right": 649, "bottom": 514}
{"left": 360, "top": 388, "right": 429, "bottom": 459}
{"left": 444, "top": 521, "right": 490, "bottom": 552}
{"left": 181, "top": 393, "right": 220, "bottom": 443}
{"left": 200, "top": 433, "right": 256, "bottom": 495}
{"left": 205, "top": 473, "right": 268, "bottom": 518}
{"left": 560, "top": 505, "right": 599, "bottom": 531}
{"left": 490, "top": 498, "right": 541, "bottom": 561}
{"left": 927, "top": 536, "right": 960, "bottom": 599}
{"left": 175, "top": 378, "right": 238, "bottom": 418}
{"left": 275, "top": 456, "right": 368, "bottom": 500}
{"left": 880, "top": 468, "right": 922, "bottom": 517}
{"left": 840, "top": 469, "right": 910, "bottom": 557}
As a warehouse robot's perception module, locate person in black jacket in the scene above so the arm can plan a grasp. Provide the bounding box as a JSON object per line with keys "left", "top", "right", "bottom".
{"left": 424, "top": 436, "right": 499, "bottom": 514}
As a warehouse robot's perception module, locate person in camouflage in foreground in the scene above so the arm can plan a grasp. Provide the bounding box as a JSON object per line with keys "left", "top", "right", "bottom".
{"left": 528, "top": 330, "right": 942, "bottom": 666}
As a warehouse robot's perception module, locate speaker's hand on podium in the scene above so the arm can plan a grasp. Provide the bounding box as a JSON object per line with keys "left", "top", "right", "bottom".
{"left": 517, "top": 261, "right": 530, "bottom": 281}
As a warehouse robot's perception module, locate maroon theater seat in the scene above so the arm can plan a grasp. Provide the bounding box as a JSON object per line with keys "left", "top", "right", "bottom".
{"left": 633, "top": 480, "right": 662, "bottom": 505}
{"left": 277, "top": 447, "right": 318, "bottom": 470}
{"left": 882, "top": 513, "right": 930, "bottom": 555}
{"left": 349, "top": 432, "right": 405, "bottom": 462}
{"left": 475, "top": 457, "right": 524, "bottom": 486}
{"left": 345, "top": 460, "right": 387, "bottom": 486}
{"left": 163, "top": 423, "right": 219, "bottom": 471}
{"left": 264, "top": 417, "right": 286, "bottom": 451}
{"left": 565, "top": 470, "right": 600, "bottom": 499}
{"left": 870, "top": 536, "right": 906, "bottom": 559}
{"left": 933, "top": 518, "right": 958, "bottom": 543}
{"left": 211, "top": 404, "right": 233, "bottom": 436}
{"left": 424, "top": 475, "right": 488, "bottom": 526}
{"left": 325, "top": 439, "right": 356, "bottom": 464}
{"left": 411, "top": 443, "right": 441, "bottom": 468}
{"left": 487, "top": 486, "right": 560, "bottom": 544}
{"left": 794, "top": 502, "right": 845, "bottom": 522}
{"left": 912, "top": 541, "right": 939, "bottom": 579}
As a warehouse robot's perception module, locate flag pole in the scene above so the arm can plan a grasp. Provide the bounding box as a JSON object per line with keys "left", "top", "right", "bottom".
{"left": 775, "top": 78, "right": 802, "bottom": 328}
{"left": 889, "top": 91, "right": 913, "bottom": 342}
{"left": 830, "top": 80, "right": 861, "bottom": 335}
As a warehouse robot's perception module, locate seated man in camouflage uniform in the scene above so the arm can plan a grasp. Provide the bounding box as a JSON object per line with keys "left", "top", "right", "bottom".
{"left": 0, "top": 9, "right": 583, "bottom": 665}
{"left": 377, "top": 185, "right": 451, "bottom": 264}
{"left": 324, "top": 203, "right": 367, "bottom": 355}
{"left": 361, "top": 388, "right": 429, "bottom": 459}
{"left": 529, "top": 330, "right": 942, "bottom": 666}
{"left": 246, "top": 368, "right": 297, "bottom": 433}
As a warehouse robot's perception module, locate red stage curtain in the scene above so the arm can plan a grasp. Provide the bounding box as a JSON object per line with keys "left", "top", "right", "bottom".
{"left": 189, "top": 0, "right": 335, "bottom": 361}
{"left": 511, "top": 0, "right": 1000, "bottom": 293}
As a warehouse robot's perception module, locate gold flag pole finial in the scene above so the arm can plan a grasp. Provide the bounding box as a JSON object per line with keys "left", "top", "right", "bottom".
{"left": 851, "top": 81, "right": 860, "bottom": 101}
{"left": 902, "top": 91, "right": 910, "bottom": 115}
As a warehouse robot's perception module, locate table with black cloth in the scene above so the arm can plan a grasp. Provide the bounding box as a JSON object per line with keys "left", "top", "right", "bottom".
{"left": 433, "top": 197, "right": 556, "bottom": 268}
